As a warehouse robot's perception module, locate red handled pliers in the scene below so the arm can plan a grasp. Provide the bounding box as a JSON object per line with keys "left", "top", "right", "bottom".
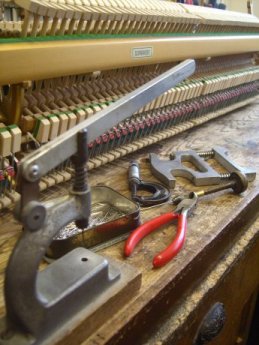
{"left": 124, "top": 193, "right": 198, "bottom": 268}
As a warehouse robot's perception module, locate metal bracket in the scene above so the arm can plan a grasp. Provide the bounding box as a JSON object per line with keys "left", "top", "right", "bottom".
{"left": 149, "top": 146, "right": 256, "bottom": 188}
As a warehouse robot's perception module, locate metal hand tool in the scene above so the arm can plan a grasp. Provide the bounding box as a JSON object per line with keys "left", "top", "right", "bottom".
{"left": 124, "top": 193, "right": 198, "bottom": 268}
{"left": 128, "top": 161, "right": 170, "bottom": 207}
{"left": 149, "top": 146, "right": 256, "bottom": 188}
{"left": 125, "top": 171, "right": 249, "bottom": 268}
{"left": 0, "top": 59, "right": 196, "bottom": 345}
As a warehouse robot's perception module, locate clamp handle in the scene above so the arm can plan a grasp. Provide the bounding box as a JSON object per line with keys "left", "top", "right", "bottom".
{"left": 124, "top": 212, "right": 187, "bottom": 267}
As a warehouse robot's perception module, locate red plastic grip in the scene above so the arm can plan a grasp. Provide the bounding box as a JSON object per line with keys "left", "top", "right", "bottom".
{"left": 124, "top": 213, "right": 178, "bottom": 257}
{"left": 153, "top": 213, "right": 187, "bottom": 268}
{"left": 124, "top": 212, "right": 187, "bottom": 268}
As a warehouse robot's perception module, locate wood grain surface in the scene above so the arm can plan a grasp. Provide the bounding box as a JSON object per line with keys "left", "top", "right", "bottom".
{"left": 0, "top": 100, "right": 259, "bottom": 344}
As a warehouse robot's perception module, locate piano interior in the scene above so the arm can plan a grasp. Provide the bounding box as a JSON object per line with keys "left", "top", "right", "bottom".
{"left": 0, "top": 0, "right": 259, "bottom": 209}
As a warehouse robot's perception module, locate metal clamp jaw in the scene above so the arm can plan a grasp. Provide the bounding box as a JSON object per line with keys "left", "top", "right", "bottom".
{"left": 149, "top": 146, "right": 256, "bottom": 188}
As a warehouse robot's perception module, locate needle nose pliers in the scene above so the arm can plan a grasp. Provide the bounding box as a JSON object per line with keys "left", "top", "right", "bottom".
{"left": 124, "top": 193, "right": 198, "bottom": 268}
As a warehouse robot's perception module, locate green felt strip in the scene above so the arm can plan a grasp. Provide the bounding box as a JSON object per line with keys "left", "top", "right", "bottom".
{"left": 7, "top": 124, "right": 18, "bottom": 130}
{"left": 0, "top": 32, "right": 258, "bottom": 44}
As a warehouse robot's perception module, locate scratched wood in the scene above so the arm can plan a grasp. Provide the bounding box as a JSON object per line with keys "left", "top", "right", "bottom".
{"left": 0, "top": 100, "right": 259, "bottom": 344}
{"left": 147, "top": 215, "right": 259, "bottom": 345}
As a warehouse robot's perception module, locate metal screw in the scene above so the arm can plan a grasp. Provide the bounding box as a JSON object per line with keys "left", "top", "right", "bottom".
{"left": 72, "top": 129, "right": 88, "bottom": 193}
{"left": 197, "top": 150, "right": 214, "bottom": 159}
{"left": 194, "top": 171, "right": 248, "bottom": 198}
{"left": 71, "top": 128, "right": 89, "bottom": 229}
{"left": 220, "top": 172, "right": 231, "bottom": 180}
{"left": 24, "top": 164, "right": 40, "bottom": 182}
{"left": 21, "top": 201, "right": 46, "bottom": 231}
{"left": 197, "top": 151, "right": 231, "bottom": 180}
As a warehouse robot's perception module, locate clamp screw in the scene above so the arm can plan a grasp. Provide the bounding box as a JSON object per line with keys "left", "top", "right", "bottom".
{"left": 220, "top": 172, "right": 231, "bottom": 180}
{"left": 72, "top": 129, "right": 88, "bottom": 193}
{"left": 197, "top": 151, "right": 231, "bottom": 179}
{"left": 197, "top": 150, "right": 214, "bottom": 159}
{"left": 196, "top": 171, "right": 248, "bottom": 197}
{"left": 71, "top": 128, "right": 90, "bottom": 229}
{"left": 197, "top": 150, "right": 239, "bottom": 180}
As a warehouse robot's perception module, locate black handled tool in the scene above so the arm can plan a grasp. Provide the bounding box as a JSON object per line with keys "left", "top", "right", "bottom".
{"left": 128, "top": 161, "right": 170, "bottom": 207}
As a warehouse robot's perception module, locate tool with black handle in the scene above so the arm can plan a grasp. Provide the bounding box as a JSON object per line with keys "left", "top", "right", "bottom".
{"left": 128, "top": 161, "right": 170, "bottom": 207}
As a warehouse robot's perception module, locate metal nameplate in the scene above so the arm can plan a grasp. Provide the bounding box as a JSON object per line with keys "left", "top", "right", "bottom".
{"left": 132, "top": 47, "right": 153, "bottom": 58}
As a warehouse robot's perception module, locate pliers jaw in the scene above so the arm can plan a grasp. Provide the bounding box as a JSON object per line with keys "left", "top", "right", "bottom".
{"left": 173, "top": 192, "right": 198, "bottom": 216}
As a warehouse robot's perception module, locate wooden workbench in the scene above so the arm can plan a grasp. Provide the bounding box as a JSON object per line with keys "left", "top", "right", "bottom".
{"left": 0, "top": 100, "right": 259, "bottom": 345}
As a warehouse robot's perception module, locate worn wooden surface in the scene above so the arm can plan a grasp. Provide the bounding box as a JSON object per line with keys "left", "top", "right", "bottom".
{"left": 0, "top": 100, "right": 259, "bottom": 344}
{"left": 147, "top": 207, "right": 259, "bottom": 345}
